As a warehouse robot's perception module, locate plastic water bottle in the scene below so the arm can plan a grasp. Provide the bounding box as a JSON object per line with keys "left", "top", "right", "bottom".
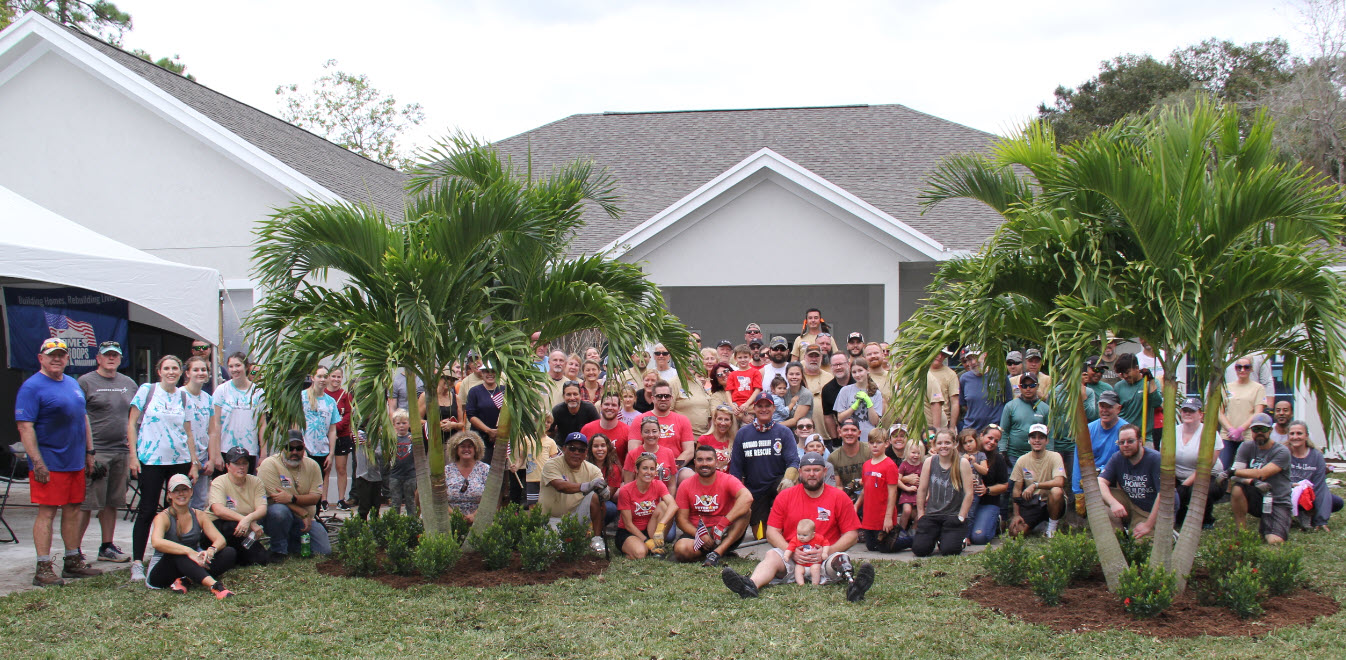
{"left": 1262, "top": 492, "right": 1273, "bottom": 516}
{"left": 241, "top": 530, "right": 257, "bottom": 550}
{"left": 300, "top": 532, "right": 312, "bottom": 557}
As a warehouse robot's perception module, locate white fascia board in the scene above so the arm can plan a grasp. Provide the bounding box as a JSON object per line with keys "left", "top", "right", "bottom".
{"left": 598, "top": 147, "right": 949, "bottom": 261}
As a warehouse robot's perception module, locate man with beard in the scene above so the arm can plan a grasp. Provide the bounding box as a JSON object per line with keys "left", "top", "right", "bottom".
{"left": 540, "top": 432, "right": 609, "bottom": 553}
{"left": 827, "top": 419, "right": 868, "bottom": 495}
{"left": 729, "top": 397, "right": 800, "bottom": 534}
{"left": 1010, "top": 348, "right": 1052, "bottom": 396}
{"left": 791, "top": 308, "right": 827, "bottom": 361}
{"left": 760, "top": 337, "right": 792, "bottom": 389}
{"left": 720, "top": 452, "right": 876, "bottom": 602}
{"left": 925, "top": 347, "right": 960, "bottom": 430}
{"left": 673, "top": 446, "right": 753, "bottom": 566}
{"left": 958, "top": 348, "right": 1006, "bottom": 432}
{"left": 1229, "top": 413, "right": 1292, "bottom": 544}
{"left": 820, "top": 353, "right": 853, "bottom": 441}
{"left": 581, "top": 393, "right": 633, "bottom": 465}
{"left": 748, "top": 337, "right": 767, "bottom": 369}
{"left": 650, "top": 381, "right": 696, "bottom": 468}
{"left": 1096, "top": 333, "right": 1122, "bottom": 386}
{"left": 551, "top": 381, "right": 600, "bottom": 441}
{"left": 1098, "top": 424, "right": 1164, "bottom": 538}
{"left": 617, "top": 348, "right": 652, "bottom": 390}
{"left": 258, "top": 432, "right": 330, "bottom": 561}
{"left": 814, "top": 333, "right": 839, "bottom": 360}
{"left": 845, "top": 332, "right": 865, "bottom": 362}
{"left": 744, "top": 322, "right": 764, "bottom": 346}
{"left": 863, "top": 343, "right": 889, "bottom": 392}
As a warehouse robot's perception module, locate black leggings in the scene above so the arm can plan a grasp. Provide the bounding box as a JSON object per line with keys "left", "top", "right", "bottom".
{"left": 912, "top": 514, "right": 967, "bottom": 557}
{"left": 210, "top": 519, "right": 270, "bottom": 566}
{"left": 133, "top": 463, "right": 192, "bottom": 561}
{"left": 147, "top": 547, "right": 237, "bottom": 588}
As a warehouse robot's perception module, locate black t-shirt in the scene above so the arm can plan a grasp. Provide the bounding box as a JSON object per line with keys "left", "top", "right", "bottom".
{"left": 634, "top": 391, "right": 654, "bottom": 413}
{"left": 821, "top": 378, "right": 849, "bottom": 420}
{"left": 551, "top": 401, "right": 600, "bottom": 440}
{"left": 982, "top": 450, "right": 1009, "bottom": 490}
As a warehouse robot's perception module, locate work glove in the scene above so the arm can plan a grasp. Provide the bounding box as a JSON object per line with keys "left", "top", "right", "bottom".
{"left": 778, "top": 477, "right": 796, "bottom": 491}
{"left": 579, "top": 480, "right": 595, "bottom": 495}
{"left": 855, "top": 392, "right": 873, "bottom": 407}
{"left": 645, "top": 524, "right": 667, "bottom": 556}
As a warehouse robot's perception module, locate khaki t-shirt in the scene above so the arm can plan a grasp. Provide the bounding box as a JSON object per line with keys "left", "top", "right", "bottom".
{"left": 791, "top": 333, "right": 820, "bottom": 361}
{"left": 828, "top": 443, "right": 870, "bottom": 489}
{"left": 539, "top": 454, "right": 602, "bottom": 517}
{"left": 1223, "top": 379, "right": 1267, "bottom": 435}
{"left": 207, "top": 473, "right": 267, "bottom": 521}
{"left": 925, "top": 365, "right": 961, "bottom": 429}
{"left": 258, "top": 455, "right": 323, "bottom": 517}
{"left": 674, "top": 381, "right": 714, "bottom": 436}
{"left": 1010, "top": 451, "right": 1065, "bottom": 495}
{"left": 803, "top": 370, "right": 834, "bottom": 434}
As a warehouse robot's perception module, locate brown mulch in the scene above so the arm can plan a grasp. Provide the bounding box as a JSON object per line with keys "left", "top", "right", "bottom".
{"left": 962, "top": 574, "right": 1339, "bottom": 638}
{"left": 315, "top": 552, "right": 608, "bottom": 589}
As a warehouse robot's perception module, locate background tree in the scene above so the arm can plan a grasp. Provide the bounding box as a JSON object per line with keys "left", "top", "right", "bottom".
{"left": 129, "top": 48, "right": 192, "bottom": 79}
{"left": 1, "top": 0, "right": 130, "bottom": 43}
{"left": 276, "top": 59, "right": 426, "bottom": 171}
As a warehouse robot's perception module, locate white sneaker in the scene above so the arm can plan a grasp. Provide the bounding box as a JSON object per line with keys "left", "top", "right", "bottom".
{"left": 1045, "top": 520, "right": 1058, "bottom": 538}
{"left": 129, "top": 561, "right": 145, "bottom": 582}
{"left": 589, "top": 535, "right": 606, "bottom": 555}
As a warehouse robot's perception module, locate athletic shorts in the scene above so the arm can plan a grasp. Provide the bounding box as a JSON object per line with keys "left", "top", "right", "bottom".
{"left": 334, "top": 435, "right": 355, "bottom": 456}
{"left": 767, "top": 548, "right": 852, "bottom": 585}
{"left": 1242, "top": 484, "right": 1292, "bottom": 540}
{"left": 82, "top": 451, "right": 129, "bottom": 511}
{"left": 1016, "top": 497, "right": 1050, "bottom": 530}
{"left": 615, "top": 527, "right": 639, "bottom": 552}
{"left": 31, "top": 469, "right": 86, "bottom": 506}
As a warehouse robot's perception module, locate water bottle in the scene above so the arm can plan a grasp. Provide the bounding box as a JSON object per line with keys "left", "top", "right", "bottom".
{"left": 1262, "top": 492, "right": 1273, "bottom": 516}
{"left": 300, "top": 532, "right": 312, "bottom": 557}
{"left": 241, "top": 529, "right": 258, "bottom": 549}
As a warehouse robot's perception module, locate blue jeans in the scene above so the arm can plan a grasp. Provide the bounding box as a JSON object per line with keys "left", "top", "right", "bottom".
{"left": 969, "top": 503, "right": 1002, "bottom": 545}
{"left": 264, "top": 503, "right": 331, "bottom": 555}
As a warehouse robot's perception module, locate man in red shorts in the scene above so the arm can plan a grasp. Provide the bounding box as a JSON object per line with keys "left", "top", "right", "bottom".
{"left": 15, "top": 338, "right": 101, "bottom": 586}
{"left": 673, "top": 446, "right": 753, "bottom": 566}
{"left": 720, "top": 452, "right": 876, "bottom": 602}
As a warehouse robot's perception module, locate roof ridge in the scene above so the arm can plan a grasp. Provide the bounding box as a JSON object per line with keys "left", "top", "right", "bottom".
{"left": 598, "top": 104, "right": 870, "bottom": 116}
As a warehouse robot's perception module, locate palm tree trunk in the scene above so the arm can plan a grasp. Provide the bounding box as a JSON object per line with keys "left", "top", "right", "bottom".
{"left": 404, "top": 368, "right": 446, "bottom": 535}
{"left": 1172, "top": 384, "right": 1226, "bottom": 594}
{"left": 1150, "top": 376, "right": 1180, "bottom": 568}
{"left": 1074, "top": 395, "right": 1128, "bottom": 590}
{"left": 465, "top": 402, "right": 514, "bottom": 550}
{"left": 422, "top": 369, "right": 451, "bottom": 535}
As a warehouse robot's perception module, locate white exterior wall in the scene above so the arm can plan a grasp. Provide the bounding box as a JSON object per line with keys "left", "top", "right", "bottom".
{"left": 621, "top": 172, "right": 912, "bottom": 337}
{"left": 0, "top": 50, "right": 295, "bottom": 280}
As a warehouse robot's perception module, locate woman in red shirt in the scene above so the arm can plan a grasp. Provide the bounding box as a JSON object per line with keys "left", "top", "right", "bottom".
{"left": 615, "top": 453, "right": 677, "bottom": 558}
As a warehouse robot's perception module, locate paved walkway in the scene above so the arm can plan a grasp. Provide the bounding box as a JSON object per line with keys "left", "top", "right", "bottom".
{"left": 738, "top": 535, "right": 994, "bottom": 564}
{"left": 0, "top": 479, "right": 136, "bottom": 595}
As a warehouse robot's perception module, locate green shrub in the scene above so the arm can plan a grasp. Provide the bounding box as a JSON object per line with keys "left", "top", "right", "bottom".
{"left": 1115, "top": 528, "right": 1151, "bottom": 566}
{"left": 1117, "top": 563, "right": 1177, "bottom": 619}
{"left": 449, "top": 509, "right": 472, "bottom": 543}
{"left": 413, "top": 532, "right": 463, "bottom": 579}
{"left": 335, "top": 516, "right": 367, "bottom": 555}
{"left": 1047, "top": 529, "right": 1098, "bottom": 581}
{"left": 982, "top": 535, "right": 1032, "bottom": 586}
{"left": 385, "top": 518, "right": 417, "bottom": 575}
{"left": 339, "top": 527, "right": 381, "bottom": 576}
{"left": 519, "top": 526, "right": 562, "bottom": 572}
{"left": 1214, "top": 562, "right": 1265, "bottom": 618}
{"left": 1028, "top": 556, "right": 1071, "bottom": 606}
{"left": 1256, "top": 545, "right": 1303, "bottom": 597}
{"left": 556, "top": 513, "right": 593, "bottom": 563}
{"left": 471, "top": 523, "right": 514, "bottom": 571}
{"left": 1196, "top": 524, "right": 1261, "bottom": 580}
{"left": 368, "top": 512, "right": 391, "bottom": 546}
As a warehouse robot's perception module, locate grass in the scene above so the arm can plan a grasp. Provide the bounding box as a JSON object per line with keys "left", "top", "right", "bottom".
{"left": 5, "top": 501, "right": 1346, "bottom": 659}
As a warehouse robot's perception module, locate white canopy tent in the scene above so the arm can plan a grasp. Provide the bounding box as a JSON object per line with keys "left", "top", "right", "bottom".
{"left": 0, "top": 184, "right": 222, "bottom": 344}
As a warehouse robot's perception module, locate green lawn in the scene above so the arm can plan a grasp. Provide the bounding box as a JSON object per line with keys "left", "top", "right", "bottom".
{"left": 5, "top": 508, "right": 1346, "bottom": 659}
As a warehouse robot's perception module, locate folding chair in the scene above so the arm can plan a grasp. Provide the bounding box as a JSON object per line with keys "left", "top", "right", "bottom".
{"left": 0, "top": 445, "right": 29, "bottom": 544}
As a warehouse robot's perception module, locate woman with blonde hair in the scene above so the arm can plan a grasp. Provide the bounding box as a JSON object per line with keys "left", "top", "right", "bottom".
{"left": 912, "top": 429, "right": 974, "bottom": 557}
{"left": 300, "top": 365, "right": 341, "bottom": 510}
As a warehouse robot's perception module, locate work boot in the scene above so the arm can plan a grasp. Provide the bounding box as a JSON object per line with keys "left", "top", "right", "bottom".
{"left": 847, "top": 562, "right": 876, "bottom": 602}
{"left": 721, "top": 566, "right": 758, "bottom": 599}
{"left": 34, "top": 560, "right": 66, "bottom": 587}
{"left": 63, "top": 553, "right": 102, "bottom": 579}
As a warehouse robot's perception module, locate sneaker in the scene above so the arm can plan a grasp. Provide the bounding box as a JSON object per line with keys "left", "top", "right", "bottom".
{"left": 98, "top": 544, "right": 132, "bottom": 563}
{"left": 211, "top": 583, "right": 234, "bottom": 600}
{"left": 319, "top": 500, "right": 329, "bottom": 512}
{"left": 847, "top": 562, "right": 875, "bottom": 603}
{"left": 169, "top": 578, "right": 188, "bottom": 594}
{"left": 269, "top": 551, "right": 289, "bottom": 564}
{"left": 129, "top": 561, "right": 145, "bottom": 582}
{"left": 62, "top": 554, "right": 101, "bottom": 579}
{"left": 589, "top": 535, "right": 606, "bottom": 555}
{"left": 702, "top": 550, "right": 722, "bottom": 568}
{"left": 33, "top": 560, "right": 66, "bottom": 587}
{"left": 1045, "top": 519, "right": 1058, "bottom": 539}
{"left": 336, "top": 499, "right": 351, "bottom": 511}
{"left": 721, "top": 566, "right": 758, "bottom": 599}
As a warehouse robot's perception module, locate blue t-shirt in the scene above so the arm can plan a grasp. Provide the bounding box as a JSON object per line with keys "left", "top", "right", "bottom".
{"left": 14, "top": 372, "right": 87, "bottom": 472}
{"left": 1071, "top": 417, "right": 1130, "bottom": 493}
{"left": 1100, "top": 447, "right": 1162, "bottom": 512}
{"left": 301, "top": 392, "right": 341, "bottom": 456}
{"left": 958, "top": 370, "right": 1007, "bottom": 432}
{"left": 728, "top": 422, "right": 800, "bottom": 494}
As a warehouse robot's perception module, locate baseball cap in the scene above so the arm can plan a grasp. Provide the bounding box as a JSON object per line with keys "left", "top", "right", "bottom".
{"left": 1028, "top": 423, "right": 1049, "bottom": 437}
{"left": 98, "top": 341, "right": 123, "bottom": 355}
{"left": 564, "top": 431, "right": 589, "bottom": 446}
{"left": 804, "top": 433, "right": 825, "bottom": 446}
{"left": 753, "top": 396, "right": 776, "bottom": 407}
{"left": 1180, "top": 396, "right": 1203, "bottom": 412}
{"left": 286, "top": 430, "right": 306, "bottom": 448}
{"left": 839, "top": 417, "right": 860, "bottom": 429}
{"left": 39, "top": 337, "right": 68, "bottom": 355}
{"left": 889, "top": 423, "right": 908, "bottom": 434}
{"left": 770, "top": 336, "right": 789, "bottom": 350}
{"left": 800, "top": 452, "right": 827, "bottom": 467}
{"left": 748, "top": 337, "right": 764, "bottom": 348}
{"left": 168, "top": 474, "right": 193, "bottom": 491}
{"left": 1097, "top": 390, "right": 1121, "bottom": 406}
{"left": 745, "top": 323, "right": 761, "bottom": 332}
{"left": 961, "top": 346, "right": 982, "bottom": 359}
{"left": 1025, "top": 348, "right": 1042, "bottom": 359}
{"left": 940, "top": 345, "right": 957, "bottom": 357}
{"left": 223, "top": 446, "right": 251, "bottom": 464}
{"left": 1248, "top": 412, "right": 1274, "bottom": 430}
{"left": 805, "top": 344, "right": 823, "bottom": 356}
{"left": 847, "top": 332, "right": 864, "bottom": 342}
{"left": 1006, "top": 351, "right": 1023, "bottom": 364}
{"left": 1084, "top": 355, "right": 1101, "bottom": 371}
{"left": 1019, "top": 373, "right": 1039, "bottom": 387}
{"left": 717, "top": 339, "right": 734, "bottom": 348}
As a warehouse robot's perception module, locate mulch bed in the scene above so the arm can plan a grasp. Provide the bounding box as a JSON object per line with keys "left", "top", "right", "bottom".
{"left": 962, "top": 574, "right": 1339, "bottom": 638}
{"left": 316, "top": 552, "right": 609, "bottom": 589}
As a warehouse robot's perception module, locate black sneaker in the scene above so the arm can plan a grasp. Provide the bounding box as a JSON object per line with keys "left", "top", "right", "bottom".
{"left": 319, "top": 500, "right": 329, "bottom": 512}
{"left": 847, "top": 562, "right": 875, "bottom": 603}
{"left": 702, "top": 550, "right": 721, "bottom": 568}
{"left": 336, "top": 499, "right": 351, "bottom": 511}
{"left": 721, "top": 566, "right": 758, "bottom": 599}
{"left": 269, "top": 551, "right": 288, "bottom": 564}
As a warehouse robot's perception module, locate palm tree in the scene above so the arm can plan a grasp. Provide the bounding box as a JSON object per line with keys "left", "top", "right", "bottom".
{"left": 247, "top": 135, "right": 695, "bottom": 536}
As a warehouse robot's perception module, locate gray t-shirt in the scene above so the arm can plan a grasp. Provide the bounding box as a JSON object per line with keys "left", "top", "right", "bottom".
{"left": 78, "top": 371, "right": 137, "bottom": 452}
{"left": 1233, "top": 440, "right": 1292, "bottom": 506}
{"left": 389, "top": 370, "right": 425, "bottom": 413}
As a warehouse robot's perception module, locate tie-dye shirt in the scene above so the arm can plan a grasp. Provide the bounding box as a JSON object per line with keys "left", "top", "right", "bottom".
{"left": 301, "top": 391, "right": 341, "bottom": 456}
{"left": 131, "top": 383, "right": 191, "bottom": 466}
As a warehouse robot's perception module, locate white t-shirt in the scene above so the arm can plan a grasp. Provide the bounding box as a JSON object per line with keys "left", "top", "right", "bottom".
{"left": 301, "top": 392, "right": 341, "bottom": 456}
{"left": 759, "top": 363, "right": 790, "bottom": 392}
{"left": 131, "top": 383, "right": 191, "bottom": 466}
{"left": 184, "top": 388, "right": 213, "bottom": 467}
{"left": 1174, "top": 422, "right": 1224, "bottom": 480}
{"left": 834, "top": 384, "right": 885, "bottom": 439}
{"left": 212, "top": 381, "right": 264, "bottom": 456}
{"left": 657, "top": 366, "right": 678, "bottom": 385}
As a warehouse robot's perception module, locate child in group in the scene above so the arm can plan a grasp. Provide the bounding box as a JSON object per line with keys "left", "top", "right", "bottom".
{"left": 768, "top": 376, "right": 790, "bottom": 425}
{"left": 619, "top": 385, "right": 641, "bottom": 426}
{"left": 896, "top": 440, "right": 926, "bottom": 531}
{"left": 350, "top": 428, "right": 384, "bottom": 520}
{"left": 727, "top": 345, "right": 762, "bottom": 415}
{"left": 959, "top": 428, "right": 988, "bottom": 502}
{"left": 790, "top": 518, "right": 822, "bottom": 586}
{"left": 854, "top": 428, "right": 901, "bottom": 551}
{"left": 388, "top": 409, "right": 417, "bottom": 516}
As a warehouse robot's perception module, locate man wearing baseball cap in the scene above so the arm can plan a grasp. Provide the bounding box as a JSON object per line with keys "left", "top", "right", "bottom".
{"left": 541, "top": 432, "right": 609, "bottom": 554}
{"left": 1229, "top": 412, "right": 1293, "bottom": 544}
{"left": 716, "top": 339, "right": 735, "bottom": 365}
{"left": 729, "top": 396, "right": 800, "bottom": 534}
{"left": 1098, "top": 423, "right": 1167, "bottom": 538}
{"left": 744, "top": 322, "right": 764, "bottom": 346}
{"left": 16, "top": 337, "right": 101, "bottom": 586}
{"left": 1072, "top": 389, "right": 1130, "bottom": 516}
{"left": 721, "top": 451, "right": 875, "bottom": 602}
{"left": 1010, "top": 348, "right": 1052, "bottom": 396}
{"left": 77, "top": 340, "right": 138, "bottom": 563}
{"left": 760, "top": 336, "right": 792, "bottom": 392}
{"left": 208, "top": 446, "right": 271, "bottom": 566}
{"left": 258, "top": 431, "right": 330, "bottom": 561}
{"left": 925, "top": 347, "right": 961, "bottom": 430}
{"left": 845, "top": 332, "right": 865, "bottom": 361}
{"left": 1009, "top": 423, "right": 1065, "bottom": 538}
{"left": 998, "top": 372, "right": 1049, "bottom": 466}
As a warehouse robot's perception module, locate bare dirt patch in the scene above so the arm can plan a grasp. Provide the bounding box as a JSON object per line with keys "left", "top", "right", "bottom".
{"left": 316, "top": 552, "right": 608, "bottom": 589}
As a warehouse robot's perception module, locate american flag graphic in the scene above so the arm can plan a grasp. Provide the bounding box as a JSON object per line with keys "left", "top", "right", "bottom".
{"left": 46, "top": 311, "right": 96, "bottom": 344}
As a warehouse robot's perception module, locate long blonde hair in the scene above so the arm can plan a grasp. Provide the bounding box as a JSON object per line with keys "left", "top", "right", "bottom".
{"left": 307, "top": 365, "right": 328, "bottom": 410}
{"left": 934, "top": 429, "right": 963, "bottom": 493}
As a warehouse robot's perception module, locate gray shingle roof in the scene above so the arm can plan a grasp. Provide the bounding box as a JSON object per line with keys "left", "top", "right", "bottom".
{"left": 492, "top": 104, "right": 1005, "bottom": 255}
{"left": 62, "top": 24, "right": 408, "bottom": 217}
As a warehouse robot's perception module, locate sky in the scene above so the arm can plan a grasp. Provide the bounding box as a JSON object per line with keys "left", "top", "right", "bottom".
{"left": 108, "top": 0, "right": 1312, "bottom": 148}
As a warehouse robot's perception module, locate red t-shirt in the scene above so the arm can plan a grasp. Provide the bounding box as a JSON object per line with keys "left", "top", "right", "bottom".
{"left": 728, "top": 369, "right": 762, "bottom": 406}
{"left": 581, "top": 419, "right": 632, "bottom": 466}
{"left": 675, "top": 471, "right": 746, "bottom": 529}
{"left": 767, "top": 484, "right": 861, "bottom": 547}
{"left": 897, "top": 460, "right": 923, "bottom": 505}
{"left": 327, "top": 388, "right": 352, "bottom": 437}
{"left": 623, "top": 446, "right": 678, "bottom": 489}
{"left": 617, "top": 479, "right": 670, "bottom": 532}
{"left": 860, "top": 457, "right": 900, "bottom": 530}
{"left": 602, "top": 461, "right": 623, "bottom": 490}
{"left": 697, "top": 433, "right": 732, "bottom": 472}
{"left": 651, "top": 410, "right": 693, "bottom": 458}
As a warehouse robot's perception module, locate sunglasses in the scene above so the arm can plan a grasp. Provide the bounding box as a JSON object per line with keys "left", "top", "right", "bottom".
{"left": 1235, "top": 364, "right": 1252, "bottom": 371}
{"left": 653, "top": 351, "right": 670, "bottom": 356}
{"left": 287, "top": 445, "right": 305, "bottom": 452}
{"left": 746, "top": 329, "right": 762, "bottom": 334}
{"left": 985, "top": 424, "right": 1002, "bottom": 431}
{"left": 771, "top": 346, "right": 788, "bottom": 351}
{"left": 192, "top": 344, "right": 210, "bottom": 351}
{"left": 1006, "top": 360, "right": 1022, "bottom": 366}
{"left": 564, "top": 444, "right": 587, "bottom": 453}
{"left": 797, "top": 424, "right": 814, "bottom": 430}
{"left": 654, "top": 394, "right": 672, "bottom": 400}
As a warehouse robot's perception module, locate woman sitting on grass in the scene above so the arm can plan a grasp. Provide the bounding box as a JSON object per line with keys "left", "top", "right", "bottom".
{"left": 615, "top": 453, "right": 677, "bottom": 559}
{"left": 147, "top": 474, "right": 235, "bottom": 598}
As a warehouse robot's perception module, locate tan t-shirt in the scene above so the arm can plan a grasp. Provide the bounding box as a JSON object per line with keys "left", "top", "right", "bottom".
{"left": 925, "top": 365, "right": 961, "bottom": 429}
{"left": 207, "top": 473, "right": 267, "bottom": 521}
{"left": 539, "top": 454, "right": 602, "bottom": 517}
{"left": 791, "top": 332, "right": 820, "bottom": 361}
{"left": 674, "top": 380, "right": 714, "bottom": 436}
{"left": 803, "top": 370, "right": 833, "bottom": 434}
{"left": 257, "top": 455, "right": 324, "bottom": 518}
{"left": 1223, "top": 379, "right": 1267, "bottom": 435}
{"left": 1010, "top": 451, "right": 1065, "bottom": 495}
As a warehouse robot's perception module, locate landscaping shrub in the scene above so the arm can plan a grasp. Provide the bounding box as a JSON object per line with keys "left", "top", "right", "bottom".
{"left": 982, "top": 535, "right": 1032, "bottom": 586}
{"left": 335, "top": 516, "right": 367, "bottom": 555}
{"left": 519, "top": 526, "right": 562, "bottom": 572}
{"left": 1256, "top": 544, "right": 1304, "bottom": 596}
{"left": 1117, "top": 563, "right": 1176, "bottom": 619}
{"left": 556, "top": 513, "right": 593, "bottom": 562}
{"left": 1028, "top": 556, "right": 1071, "bottom": 606}
{"left": 495, "top": 503, "right": 529, "bottom": 546}
{"left": 1197, "top": 524, "right": 1261, "bottom": 580}
{"left": 339, "top": 527, "right": 381, "bottom": 576}
{"left": 1214, "top": 562, "right": 1265, "bottom": 618}
{"left": 413, "top": 532, "right": 462, "bottom": 579}
{"left": 449, "top": 509, "right": 471, "bottom": 543}
{"left": 385, "top": 517, "right": 417, "bottom": 575}
{"left": 1115, "top": 528, "right": 1151, "bottom": 566}
{"left": 471, "top": 523, "right": 514, "bottom": 570}
{"left": 1048, "top": 528, "right": 1097, "bottom": 581}
{"left": 368, "top": 512, "right": 391, "bottom": 546}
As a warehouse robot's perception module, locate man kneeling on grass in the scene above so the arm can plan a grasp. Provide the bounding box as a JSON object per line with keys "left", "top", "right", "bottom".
{"left": 540, "top": 432, "right": 613, "bottom": 555}
{"left": 673, "top": 445, "right": 753, "bottom": 566}
{"left": 720, "top": 452, "right": 876, "bottom": 602}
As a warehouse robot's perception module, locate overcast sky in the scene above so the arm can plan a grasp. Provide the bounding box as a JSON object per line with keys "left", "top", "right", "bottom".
{"left": 111, "top": 0, "right": 1310, "bottom": 147}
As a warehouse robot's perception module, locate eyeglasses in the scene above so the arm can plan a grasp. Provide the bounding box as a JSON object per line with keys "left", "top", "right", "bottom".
{"left": 653, "top": 351, "right": 670, "bottom": 356}
{"left": 1234, "top": 364, "right": 1252, "bottom": 371}
{"left": 654, "top": 394, "right": 672, "bottom": 400}
{"left": 192, "top": 344, "right": 210, "bottom": 351}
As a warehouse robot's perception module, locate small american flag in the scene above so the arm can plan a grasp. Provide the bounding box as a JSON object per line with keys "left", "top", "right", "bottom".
{"left": 46, "top": 311, "right": 96, "bottom": 344}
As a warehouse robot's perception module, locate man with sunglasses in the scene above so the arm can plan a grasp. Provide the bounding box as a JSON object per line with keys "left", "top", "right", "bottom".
{"left": 1229, "top": 413, "right": 1292, "bottom": 544}
{"left": 760, "top": 336, "right": 792, "bottom": 392}
{"left": 1083, "top": 355, "right": 1114, "bottom": 398}
{"left": 189, "top": 341, "right": 221, "bottom": 394}
{"left": 999, "top": 373, "right": 1049, "bottom": 466}
{"left": 1005, "top": 351, "right": 1024, "bottom": 398}
{"left": 650, "top": 381, "right": 695, "bottom": 469}
{"left": 744, "top": 322, "right": 764, "bottom": 347}
{"left": 258, "top": 431, "right": 330, "bottom": 561}
{"left": 77, "top": 340, "right": 137, "bottom": 563}
{"left": 540, "top": 432, "right": 609, "bottom": 554}
{"left": 1010, "top": 348, "right": 1052, "bottom": 398}
{"left": 652, "top": 344, "right": 678, "bottom": 384}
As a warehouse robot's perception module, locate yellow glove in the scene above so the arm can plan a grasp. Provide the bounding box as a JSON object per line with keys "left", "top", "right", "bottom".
{"left": 645, "top": 524, "right": 667, "bottom": 556}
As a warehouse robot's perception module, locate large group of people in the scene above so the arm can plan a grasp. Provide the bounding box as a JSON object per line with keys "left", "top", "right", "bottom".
{"left": 11, "top": 305, "right": 1342, "bottom": 603}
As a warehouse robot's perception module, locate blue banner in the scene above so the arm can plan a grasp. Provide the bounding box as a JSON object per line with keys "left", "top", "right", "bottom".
{"left": 4, "top": 287, "right": 128, "bottom": 374}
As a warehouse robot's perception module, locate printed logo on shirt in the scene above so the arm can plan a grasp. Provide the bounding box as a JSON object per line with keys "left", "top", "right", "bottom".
{"left": 659, "top": 423, "right": 675, "bottom": 440}
{"left": 693, "top": 494, "right": 720, "bottom": 513}
{"left": 816, "top": 506, "right": 831, "bottom": 521}
{"left": 772, "top": 439, "right": 782, "bottom": 455}
{"left": 225, "top": 496, "right": 236, "bottom": 510}
{"left": 279, "top": 475, "right": 292, "bottom": 489}
{"left": 736, "top": 376, "right": 752, "bottom": 391}
{"left": 632, "top": 500, "right": 656, "bottom": 517}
